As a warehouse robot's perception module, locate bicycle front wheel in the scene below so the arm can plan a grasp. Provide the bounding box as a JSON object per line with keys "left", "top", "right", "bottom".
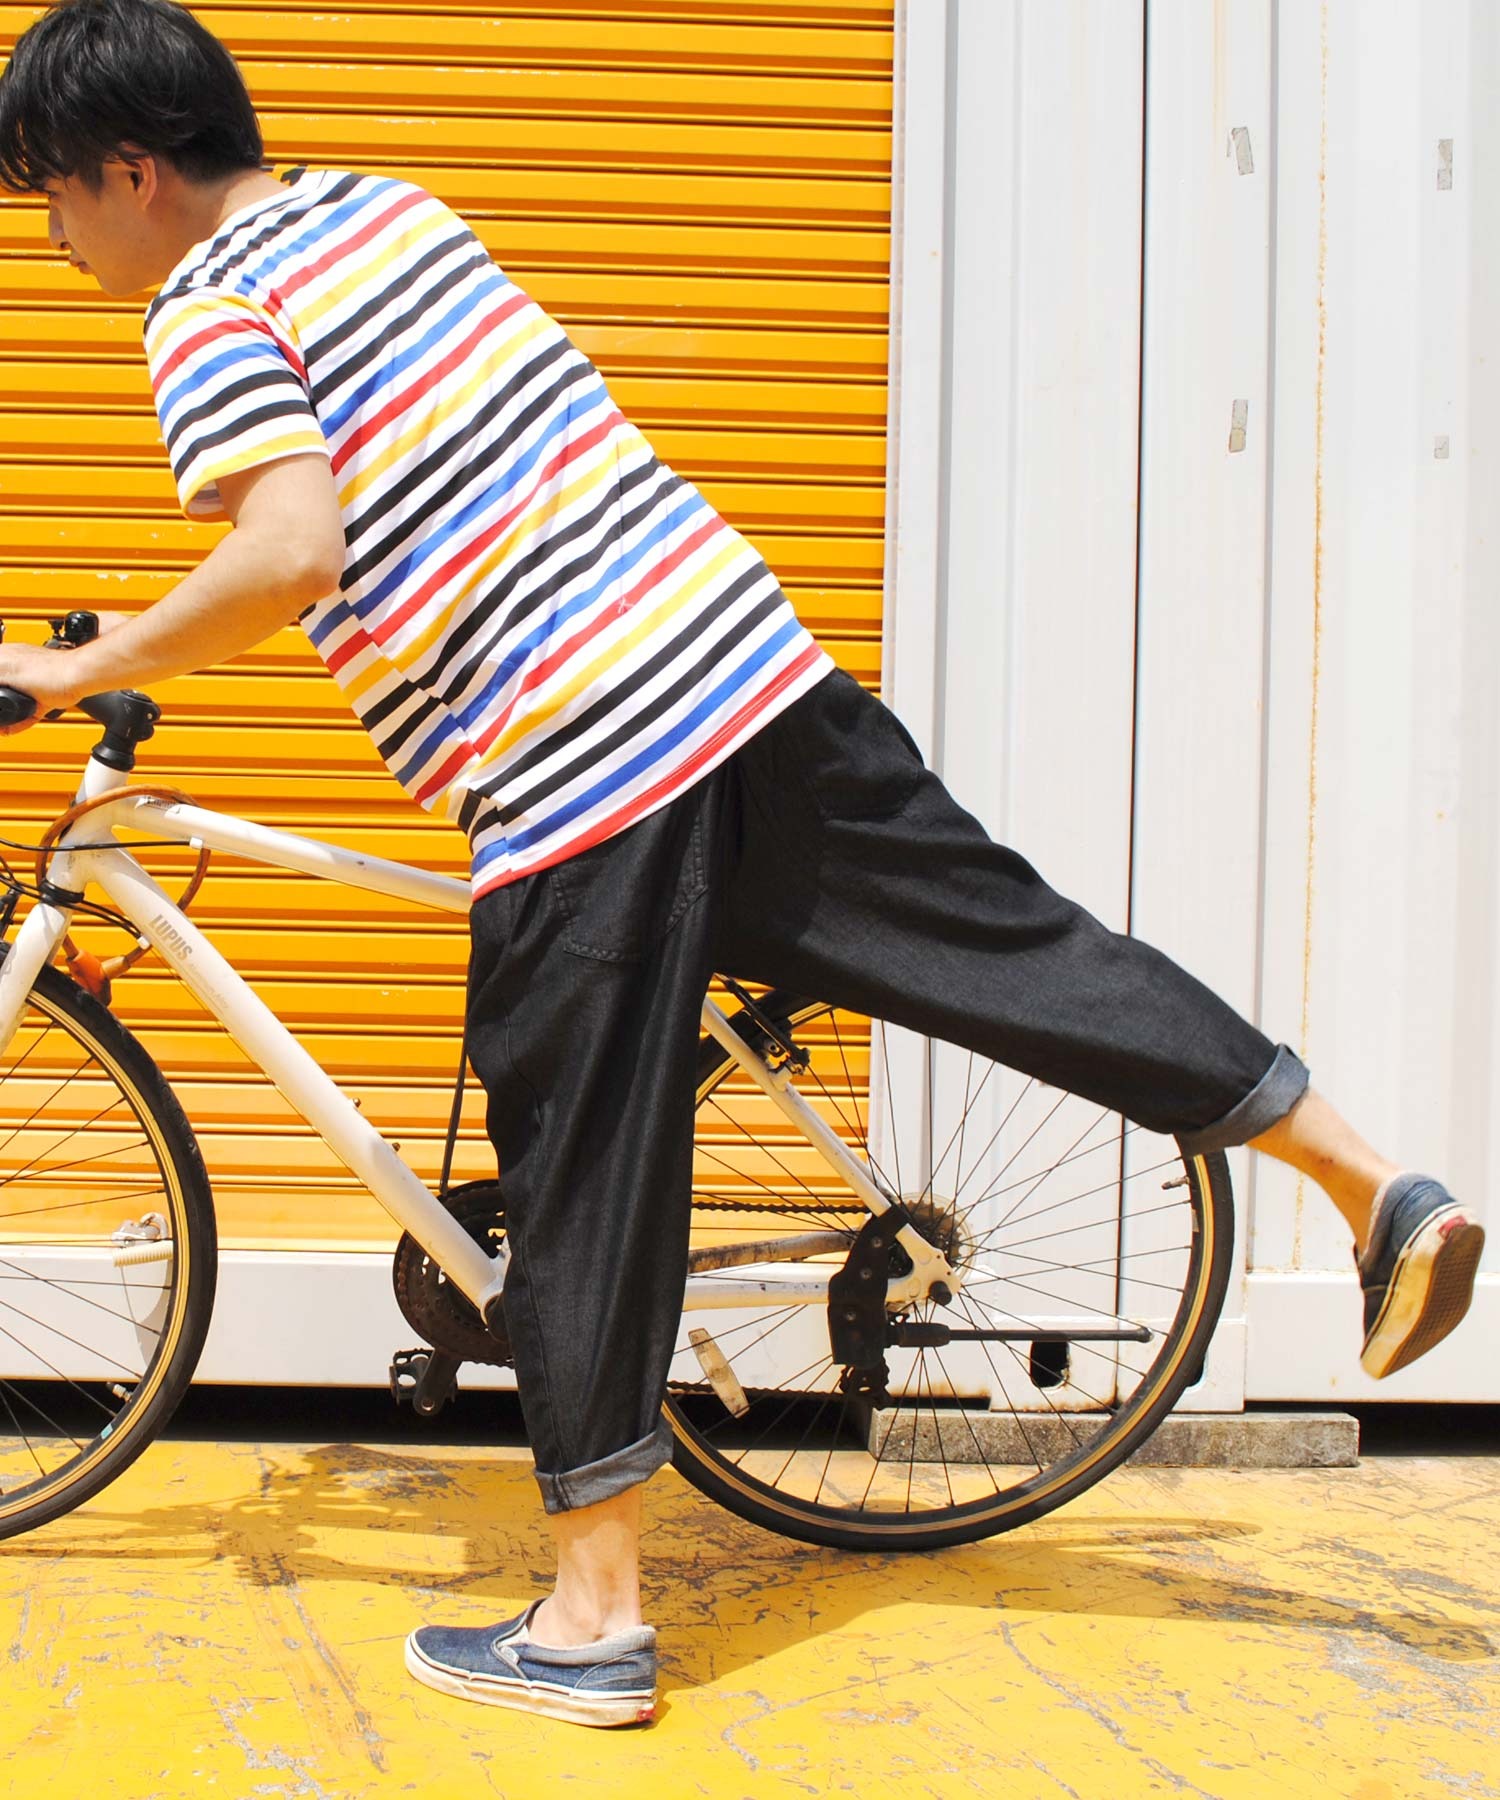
{"left": 0, "top": 950, "right": 216, "bottom": 1538}
{"left": 667, "top": 993, "right": 1233, "bottom": 1550}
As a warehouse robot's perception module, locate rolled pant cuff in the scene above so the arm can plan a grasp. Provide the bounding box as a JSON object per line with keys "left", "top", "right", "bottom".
{"left": 1176, "top": 1043, "right": 1310, "bottom": 1156}
{"left": 534, "top": 1417, "right": 674, "bottom": 1516}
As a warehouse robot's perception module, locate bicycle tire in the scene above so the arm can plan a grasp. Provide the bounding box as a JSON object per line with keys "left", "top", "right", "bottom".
{"left": 0, "top": 948, "right": 216, "bottom": 1538}
{"left": 665, "top": 991, "right": 1233, "bottom": 1551}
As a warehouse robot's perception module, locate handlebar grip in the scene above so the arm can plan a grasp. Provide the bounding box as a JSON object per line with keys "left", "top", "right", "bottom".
{"left": 0, "top": 687, "right": 37, "bottom": 728}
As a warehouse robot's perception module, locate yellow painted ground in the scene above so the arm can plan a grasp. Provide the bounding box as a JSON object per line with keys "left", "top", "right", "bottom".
{"left": 0, "top": 1441, "right": 1495, "bottom": 1799}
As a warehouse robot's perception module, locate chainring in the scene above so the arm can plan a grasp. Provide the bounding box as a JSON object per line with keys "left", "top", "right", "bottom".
{"left": 391, "top": 1180, "right": 512, "bottom": 1365}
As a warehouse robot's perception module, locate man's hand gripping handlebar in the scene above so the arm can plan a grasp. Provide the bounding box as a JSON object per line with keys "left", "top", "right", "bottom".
{"left": 0, "top": 613, "right": 162, "bottom": 765}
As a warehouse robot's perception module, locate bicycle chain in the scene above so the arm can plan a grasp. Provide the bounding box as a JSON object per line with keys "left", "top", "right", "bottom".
{"left": 692, "top": 1195, "right": 861, "bottom": 1214}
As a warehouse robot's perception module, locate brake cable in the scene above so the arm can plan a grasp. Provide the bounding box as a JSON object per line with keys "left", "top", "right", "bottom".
{"left": 34, "top": 786, "right": 211, "bottom": 998}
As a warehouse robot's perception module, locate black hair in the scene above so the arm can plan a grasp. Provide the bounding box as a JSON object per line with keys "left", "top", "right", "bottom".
{"left": 0, "top": 0, "right": 263, "bottom": 194}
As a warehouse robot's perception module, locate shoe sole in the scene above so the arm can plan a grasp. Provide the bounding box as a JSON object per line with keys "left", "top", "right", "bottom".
{"left": 404, "top": 1636, "right": 655, "bottom": 1728}
{"left": 1360, "top": 1207, "right": 1486, "bottom": 1379}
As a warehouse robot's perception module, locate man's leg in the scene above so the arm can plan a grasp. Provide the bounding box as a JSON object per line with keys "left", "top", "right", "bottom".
{"left": 534, "top": 1486, "right": 643, "bottom": 1645}
{"left": 405, "top": 783, "right": 723, "bottom": 1722}
{"left": 716, "top": 670, "right": 1483, "bottom": 1375}
{"left": 1249, "top": 1086, "right": 1398, "bottom": 1253}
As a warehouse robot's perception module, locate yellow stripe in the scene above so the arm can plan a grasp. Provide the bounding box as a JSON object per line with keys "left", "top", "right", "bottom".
{"left": 345, "top": 429, "right": 628, "bottom": 696}
{"left": 183, "top": 431, "right": 331, "bottom": 509}
{"left": 468, "top": 534, "right": 745, "bottom": 775}
{"left": 336, "top": 312, "right": 556, "bottom": 511}
{"left": 294, "top": 199, "right": 454, "bottom": 336}
{"left": 144, "top": 289, "right": 261, "bottom": 358}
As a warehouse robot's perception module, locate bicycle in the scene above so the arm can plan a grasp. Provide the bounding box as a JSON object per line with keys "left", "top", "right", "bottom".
{"left": 0, "top": 622, "right": 1233, "bottom": 1552}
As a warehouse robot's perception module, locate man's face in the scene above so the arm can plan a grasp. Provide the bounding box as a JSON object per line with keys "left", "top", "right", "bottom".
{"left": 42, "top": 158, "right": 163, "bottom": 297}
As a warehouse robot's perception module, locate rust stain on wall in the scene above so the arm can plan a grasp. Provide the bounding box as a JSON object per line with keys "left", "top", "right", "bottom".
{"left": 1297, "top": 4, "right": 1332, "bottom": 1267}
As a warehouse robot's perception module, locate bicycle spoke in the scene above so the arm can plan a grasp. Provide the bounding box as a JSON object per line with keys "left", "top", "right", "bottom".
{"left": 0, "top": 1293, "right": 143, "bottom": 1381}
{"left": 0, "top": 1260, "right": 167, "bottom": 1333}
{"left": 0, "top": 1379, "right": 48, "bottom": 1478}
{"left": 673, "top": 1000, "right": 1225, "bottom": 1547}
{"left": 965, "top": 1162, "right": 1181, "bottom": 1251}
{"left": 0, "top": 977, "right": 206, "bottom": 1532}
{"left": 876, "top": 1023, "right": 904, "bottom": 1201}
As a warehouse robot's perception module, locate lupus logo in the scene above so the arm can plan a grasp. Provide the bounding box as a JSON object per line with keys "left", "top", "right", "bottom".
{"left": 149, "top": 914, "right": 193, "bottom": 961}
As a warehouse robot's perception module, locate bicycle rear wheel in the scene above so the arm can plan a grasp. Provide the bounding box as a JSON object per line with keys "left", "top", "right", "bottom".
{"left": 0, "top": 949, "right": 216, "bottom": 1538}
{"left": 667, "top": 992, "right": 1233, "bottom": 1550}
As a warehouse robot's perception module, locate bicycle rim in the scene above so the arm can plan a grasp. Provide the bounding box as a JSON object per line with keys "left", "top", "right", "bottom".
{"left": 666, "top": 994, "right": 1232, "bottom": 1550}
{"left": 0, "top": 957, "right": 215, "bottom": 1537}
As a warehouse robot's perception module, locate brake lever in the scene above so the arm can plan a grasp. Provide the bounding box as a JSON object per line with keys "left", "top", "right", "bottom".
{"left": 0, "top": 611, "right": 104, "bottom": 726}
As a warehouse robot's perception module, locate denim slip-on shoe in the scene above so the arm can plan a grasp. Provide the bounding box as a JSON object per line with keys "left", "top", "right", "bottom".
{"left": 405, "top": 1601, "right": 657, "bottom": 1728}
{"left": 1358, "top": 1173, "right": 1486, "bottom": 1379}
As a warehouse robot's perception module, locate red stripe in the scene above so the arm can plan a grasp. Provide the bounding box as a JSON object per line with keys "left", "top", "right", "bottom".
{"left": 152, "top": 309, "right": 308, "bottom": 393}
{"left": 330, "top": 287, "right": 529, "bottom": 476}
{"left": 324, "top": 623, "right": 375, "bottom": 679}
{"left": 414, "top": 743, "right": 477, "bottom": 806}
{"left": 280, "top": 186, "right": 429, "bottom": 300}
{"left": 371, "top": 409, "right": 622, "bottom": 644}
{"left": 469, "top": 514, "right": 721, "bottom": 760}
{"left": 472, "top": 645, "right": 826, "bottom": 897}
{"left": 152, "top": 315, "right": 267, "bottom": 393}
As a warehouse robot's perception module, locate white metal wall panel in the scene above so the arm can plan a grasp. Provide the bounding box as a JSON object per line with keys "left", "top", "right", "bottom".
{"left": 1245, "top": 0, "right": 1498, "bottom": 1399}
{"left": 879, "top": 0, "right": 1160, "bottom": 1408}
{"left": 885, "top": 0, "right": 1144, "bottom": 924}
{"left": 892, "top": 0, "right": 1497, "bottom": 1405}
{"left": 1132, "top": 2, "right": 1273, "bottom": 1411}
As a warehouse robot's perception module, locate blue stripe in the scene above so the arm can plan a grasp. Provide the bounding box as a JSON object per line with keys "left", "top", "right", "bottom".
{"left": 235, "top": 177, "right": 405, "bottom": 296}
{"left": 352, "top": 382, "right": 615, "bottom": 619}
{"left": 157, "top": 339, "right": 288, "bottom": 427}
{"left": 454, "top": 491, "right": 705, "bottom": 726}
{"left": 387, "top": 491, "right": 707, "bottom": 789}
{"left": 472, "top": 616, "right": 804, "bottom": 874}
{"left": 321, "top": 261, "right": 506, "bottom": 438}
{"left": 306, "top": 596, "right": 357, "bottom": 650}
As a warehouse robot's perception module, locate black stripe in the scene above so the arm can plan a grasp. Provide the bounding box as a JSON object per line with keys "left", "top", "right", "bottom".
{"left": 147, "top": 172, "right": 365, "bottom": 323}
{"left": 306, "top": 239, "right": 487, "bottom": 394}
{"left": 417, "top": 462, "right": 673, "bottom": 697}
{"left": 340, "top": 340, "right": 580, "bottom": 567}
{"left": 163, "top": 366, "right": 312, "bottom": 462}
{"left": 483, "top": 576, "right": 781, "bottom": 828}
{"left": 339, "top": 349, "right": 586, "bottom": 587}
{"left": 202, "top": 172, "right": 366, "bottom": 289}
{"left": 169, "top": 397, "right": 321, "bottom": 484}
{"left": 370, "top": 690, "right": 446, "bottom": 760}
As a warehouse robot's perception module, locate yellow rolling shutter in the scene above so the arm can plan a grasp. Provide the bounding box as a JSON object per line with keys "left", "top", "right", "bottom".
{"left": 0, "top": 1, "right": 892, "bottom": 1250}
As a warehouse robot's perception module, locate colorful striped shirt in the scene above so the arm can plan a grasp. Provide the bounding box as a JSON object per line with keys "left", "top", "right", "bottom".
{"left": 142, "top": 169, "right": 831, "bottom": 895}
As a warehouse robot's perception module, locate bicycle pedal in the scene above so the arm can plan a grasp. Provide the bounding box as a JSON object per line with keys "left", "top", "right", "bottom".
{"left": 390, "top": 1346, "right": 462, "bottom": 1417}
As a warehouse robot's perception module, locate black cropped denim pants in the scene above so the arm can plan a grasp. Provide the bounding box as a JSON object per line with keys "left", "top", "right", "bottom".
{"left": 464, "top": 669, "right": 1308, "bottom": 1513}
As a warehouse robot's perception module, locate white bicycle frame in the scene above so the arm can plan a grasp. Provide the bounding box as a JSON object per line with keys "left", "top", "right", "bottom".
{"left": 0, "top": 748, "right": 954, "bottom": 1321}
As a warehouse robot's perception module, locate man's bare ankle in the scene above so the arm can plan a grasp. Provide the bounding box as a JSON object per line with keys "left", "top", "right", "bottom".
{"left": 530, "top": 1593, "right": 643, "bottom": 1649}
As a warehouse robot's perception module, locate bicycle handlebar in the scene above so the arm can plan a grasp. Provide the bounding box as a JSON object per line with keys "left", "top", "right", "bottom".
{"left": 0, "top": 685, "right": 161, "bottom": 769}
{"left": 0, "top": 687, "right": 36, "bottom": 727}
{"left": 0, "top": 611, "right": 103, "bottom": 729}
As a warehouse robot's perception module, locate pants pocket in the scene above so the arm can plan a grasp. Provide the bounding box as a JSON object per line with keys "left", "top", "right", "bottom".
{"left": 777, "top": 669, "right": 926, "bottom": 822}
{"left": 544, "top": 800, "right": 708, "bottom": 963}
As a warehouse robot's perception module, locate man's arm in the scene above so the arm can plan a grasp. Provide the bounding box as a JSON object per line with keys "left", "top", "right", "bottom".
{"left": 0, "top": 452, "right": 344, "bottom": 729}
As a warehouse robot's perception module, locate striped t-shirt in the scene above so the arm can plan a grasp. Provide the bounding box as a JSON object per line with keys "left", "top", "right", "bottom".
{"left": 143, "top": 169, "right": 831, "bottom": 895}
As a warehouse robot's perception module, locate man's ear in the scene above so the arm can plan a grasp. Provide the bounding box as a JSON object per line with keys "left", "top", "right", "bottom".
{"left": 115, "top": 147, "right": 161, "bottom": 209}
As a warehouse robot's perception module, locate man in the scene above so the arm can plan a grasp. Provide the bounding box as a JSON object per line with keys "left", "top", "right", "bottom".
{"left": 0, "top": 0, "right": 1483, "bottom": 1730}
